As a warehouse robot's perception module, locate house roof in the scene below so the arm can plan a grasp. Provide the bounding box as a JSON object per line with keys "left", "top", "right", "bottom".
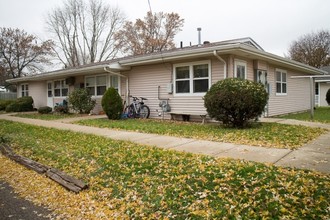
{"left": 7, "top": 37, "right": 327, "bottom": 83}
{"left": 321, "top": 66, "right": 330, "bottom": 74}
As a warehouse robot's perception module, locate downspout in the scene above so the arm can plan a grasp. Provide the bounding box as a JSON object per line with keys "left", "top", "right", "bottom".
{"left": 104, "top": 66, "right": 129, "bottom": 104}
{"left": 213, "top": 50, "right": 227, "bottom": 79}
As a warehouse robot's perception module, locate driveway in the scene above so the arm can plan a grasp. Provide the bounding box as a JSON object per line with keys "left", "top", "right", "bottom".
{"left": 0, "top": 181, "right": 56, "bottom": 219}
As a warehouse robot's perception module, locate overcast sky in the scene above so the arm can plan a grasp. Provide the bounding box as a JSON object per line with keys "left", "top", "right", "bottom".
{"left": 0, "top": 0, "right": 329, "bottom": 57}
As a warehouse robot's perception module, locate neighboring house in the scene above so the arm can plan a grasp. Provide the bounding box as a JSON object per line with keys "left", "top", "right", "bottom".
{"left": 316, "top": 66, "right": 330, "bottom": 106}
{"left": 6, "top": 38, "right": 328, "bottom": 121}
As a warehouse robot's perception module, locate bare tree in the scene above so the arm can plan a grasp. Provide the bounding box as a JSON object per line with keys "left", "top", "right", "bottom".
{"left": 46, "top": 0, "right": 125, "bottom": 67}
{"left": 116, "top": 11, "right": 184, "bottom": 55}
{"left": 0, "top": 27, "right": 54, "bottom": 81}
{"left": 288, "top": 30, "right": 330, "bottom": 68}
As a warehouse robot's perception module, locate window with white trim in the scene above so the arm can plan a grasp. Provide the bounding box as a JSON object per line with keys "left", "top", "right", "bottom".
{"left": 234, "top": 60, "right": 247, "bottom": 79}
{"left": 174, "top": 61, "right": 210, "bottom": 95}
{"left": 86, "top": 75, "right": 106, "bottom": 96}
{"left": 275, "top": 69, "right": 287, "bottom": 95}
{"left": 85, "top": 75, "right": 119, "bottom": 96}
{"left": 21, "top": 84, "right": 29, "bottom": 97}
{"left": 54, "top": 80, "right": 68, "bottom": 97}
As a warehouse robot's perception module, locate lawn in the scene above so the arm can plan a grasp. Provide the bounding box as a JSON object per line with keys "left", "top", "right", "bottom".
{"left": 279, "top": 107, "right": 330, "bottom": 123}
{"left": 75, "top": 118, "right": 325, "bottom": 149}
{"left": 0, "top": 120, "right": 329, "bottom": 219}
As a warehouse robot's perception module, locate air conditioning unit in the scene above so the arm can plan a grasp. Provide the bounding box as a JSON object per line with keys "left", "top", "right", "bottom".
{"left": 65, "top": 77, "right": 75, "bottom": 85}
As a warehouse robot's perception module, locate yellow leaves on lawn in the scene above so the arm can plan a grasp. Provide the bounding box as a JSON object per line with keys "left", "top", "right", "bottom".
{"left": 0, "top": 155, "right": 129, "bottom": 219}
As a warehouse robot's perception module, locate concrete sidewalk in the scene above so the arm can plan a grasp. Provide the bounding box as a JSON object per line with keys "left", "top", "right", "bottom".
{"left": 0, "top": 114, "right": 329, "bottom": 174}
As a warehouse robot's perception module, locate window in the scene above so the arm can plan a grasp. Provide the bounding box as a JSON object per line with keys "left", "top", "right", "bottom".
{"left": 21, "top": 84, "right": 29, "bottom": 97}
{"left": 174, "top": 61, "right": 210, "bottom": 95}
{"left": 234, "top": 60, "right": 247, "bottom": 79}
{"left": 86, "top": 77, "right": 96, "bottom": 96}
{"left": 54, "top": 80, "right": 68, "bottom": 97}
{"left": 85, "top": 75, "right": 119, "bottom": 96}
{"left": 275, "top": 69, "right": 287, "bottom": 95}
{"left": 47, "top": 82, "right": 52, "bottom": 97}
{"left": 86, "top": 75, "right": 106, "bottom": 96}
{"left": 96, "top": 75, "right": 106, "bottom": 96}
{"left": 110, "top": 75, "right": 119, "bottom": 92}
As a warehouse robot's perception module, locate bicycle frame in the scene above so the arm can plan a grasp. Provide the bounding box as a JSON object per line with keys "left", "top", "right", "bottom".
{"left": 124, "top": 96, "right": 150, "bottom": 119}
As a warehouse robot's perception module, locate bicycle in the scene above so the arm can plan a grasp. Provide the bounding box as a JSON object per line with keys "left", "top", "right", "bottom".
{"left": 124, "top": 96, "right": 150, "bottom": 119}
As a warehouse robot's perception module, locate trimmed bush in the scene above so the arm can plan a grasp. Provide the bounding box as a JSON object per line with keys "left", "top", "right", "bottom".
{"left": 5, "top": 96, "right": 34, "bottom": 112}
{"left": 204, "top": 78, "right": 269, "bottom": 128}
{"left": 0, "top": 100, "right": 15, "bottom": 111}
{"left": 38, "top": 106, "right": 52, "bottom": 114}
{"left": 68, "top": 89, "right": 96, "bottom": 114}
{"left": 326, "top": 88, "right": 330, "bottom": 105}
{"left": 101, "top": 87, "right": 123, "bottom": 120}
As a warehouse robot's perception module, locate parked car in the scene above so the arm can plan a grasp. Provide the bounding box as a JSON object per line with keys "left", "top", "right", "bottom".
{"left": 0, "top": 86, "right": 7, "bottom": 92}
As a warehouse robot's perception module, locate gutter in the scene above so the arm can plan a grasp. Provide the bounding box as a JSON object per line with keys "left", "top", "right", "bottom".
{"left": 6, "top": 64, "right": 108, "bottom": 83}
{"left": 213, "top": 50, "right": 227, "bottom": 78}
{"left": 222, "top": 44, "right": 327, "bottom": 75}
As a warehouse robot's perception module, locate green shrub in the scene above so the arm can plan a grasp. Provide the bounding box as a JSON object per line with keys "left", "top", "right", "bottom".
{"left": 54, "top": 105, "right": 69, "bottom": 114}
{"left": 204, "top": 78, "right": 269, "bottom": 128}
{"left": 68, "top": 89, "right": 96, "bottom": 114}
{"left": 5, "top": 96, "right": 34, "bottom": 112}
{"left": 101, "top": 87, "right": 123, "bottom": 120}
{"left": 326, "top": 88, "right": 330, "bottom": 105}
{"left": 0, "top": 100, "right": 15, "bottom": 111}
{"left": 38, "top": 106, "right": 52, "bottom": 114}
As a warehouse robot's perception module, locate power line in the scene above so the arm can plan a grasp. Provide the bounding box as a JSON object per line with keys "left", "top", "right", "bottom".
{"left": 148, "top": 0, "right": 152, "bottom": 13}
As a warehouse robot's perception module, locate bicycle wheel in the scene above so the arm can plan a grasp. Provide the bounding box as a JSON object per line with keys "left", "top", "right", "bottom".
{"left": 139, "top": 105, "right": 150, "bottom": 119}
{"left": 124, "top": 105, "right": 135, "bottom": 118}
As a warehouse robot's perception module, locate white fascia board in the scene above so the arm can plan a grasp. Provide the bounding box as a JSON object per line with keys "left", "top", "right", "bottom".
{"left": 234, "top": 45, "right": 327, "bottom": 75}
{"left": 292, "top": 75, "right": 330, "bottom": 79}
{"left": 6, "top": 64, "right": 109, "bottom": 83}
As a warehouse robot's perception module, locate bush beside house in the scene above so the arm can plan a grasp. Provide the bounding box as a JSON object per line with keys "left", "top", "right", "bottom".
{"left": 0, "top": 100, "right": 15, "bottom": 111}
{"left": 38, "top": 106, "right": 53, "bottom": 114}
{"left": 204, "top": 78, "right": 269, "bottom": 128}
{"left": 101, "top": 87, "right": 123, "bottom": 120}
{"left": 326, "top": 88, "right": 330, "bottom": 105}
{"left": 5, "top": 96, "right": 34, "bottom": 112}
{"left": 68, "top": 88, "right": 96, "bottom": 114}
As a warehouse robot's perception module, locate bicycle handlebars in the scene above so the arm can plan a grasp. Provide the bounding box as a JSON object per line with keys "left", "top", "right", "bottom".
{"left": 130, "top": 96, "right": 148, "bottom": 101}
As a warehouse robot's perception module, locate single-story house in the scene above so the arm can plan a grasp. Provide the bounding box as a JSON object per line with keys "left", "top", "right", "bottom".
{"left": 6, "top": 37, "right": 328, "bottom": 121}
{"left": 315, "top": 66, "right": 330, "bottom": 106}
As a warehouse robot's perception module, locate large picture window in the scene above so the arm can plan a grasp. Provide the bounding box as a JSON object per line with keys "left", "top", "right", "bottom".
{"left": 54, "top": 80, "right": 68, "bottom": 97}
{"left": 174, "top": 61, "right": 210, "bottom": 95}
{"left": 85, "top": 75, "right": 119, "bottom": 96}
{"left": 275, "top": 69, "right": 287, "bottom": 95}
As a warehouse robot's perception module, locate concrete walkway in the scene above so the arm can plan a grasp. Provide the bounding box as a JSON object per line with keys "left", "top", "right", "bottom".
{"left": 0, "top": 114, "right": 329, "bottom": 174}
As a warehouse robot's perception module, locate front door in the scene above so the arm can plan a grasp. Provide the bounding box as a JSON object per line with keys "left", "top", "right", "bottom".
{"left": 255, "top": 70, "right": 269, "bottom": 117}
{"left": 47, "top": 81, "right": 54, "bottom": 108}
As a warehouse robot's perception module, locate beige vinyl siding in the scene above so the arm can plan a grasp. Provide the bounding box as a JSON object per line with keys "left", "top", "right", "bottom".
{"left": 19, "top": 81, "right": 47, "bottom": 109}
{"left": 320, "top": 82, "right": 330, "bottom": 106}
{"left": 125, "top": 57, "right": 224, "bottom": 120}
{"left": 126, "top": 63, "right": 172, "bottom": 119}
{"left": 229, "top": 56, "right": 254, "bottom": 80}
{"left": 267, "top": 66, "right": 310, "bottom": 116}
{"left": 253, "top": 60, "right": 268, "bottom": 71}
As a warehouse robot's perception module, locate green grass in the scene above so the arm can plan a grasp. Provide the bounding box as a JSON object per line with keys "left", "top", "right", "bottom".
{"left": 0, "top": 120, "right": 329, "bottom": 219}
{"left": 14, "top": 112, "right": 84, "bottom": 120}
{"left": 279, "top": 107, "right": 330, "bottom": 123}
{"left": 75, "top": 118, "right": 325, "bottom": 149}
